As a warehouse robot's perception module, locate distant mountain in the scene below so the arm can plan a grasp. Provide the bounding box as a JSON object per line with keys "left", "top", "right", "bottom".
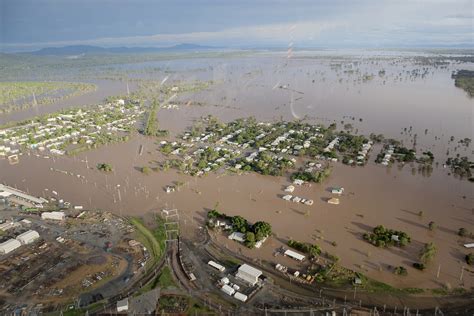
{"left": 29, "top": 43, "right": 219, "bottom": 55}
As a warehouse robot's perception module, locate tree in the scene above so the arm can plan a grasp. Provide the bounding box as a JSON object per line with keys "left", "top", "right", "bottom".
{"left": 413, "top": 262, "right": 426, "bottom": 270}
{"left": 141, "top": 166, "right": 152, "bottom": 175}
{"left": 428, "top": 221, "right": 436, "bottom": 231}
{"left": 420, "top": 242, "right": 437, "bottom": 263}
{"left": 394, "top": 266, "right": 408, "bottom": 276}
{"left": 458, "top": 227, "right": 469, "bottom": 237}
{"left": 231, "top": 216, "right": 249, "bottom": 233}
{"left": 97, "top": 163, "right": 113, "bottom": 172}
{"left": 466, "top": 253, "right": 474, "bottom": 265}
{"left": 252, "top": 221, "right": 272, "bottom": 240}
{"left": 245, "top": 232, "right": 256, "bottom": 248}
{"left": 207, "top": 209, "right": 220, "bottom": 219}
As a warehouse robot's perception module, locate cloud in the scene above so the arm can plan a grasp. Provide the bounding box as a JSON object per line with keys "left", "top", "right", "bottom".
{"left": 1, "top": 0, "right": 472, "bottom": 51}
{"left": 1, "top": 20, "right": 347, "bottom": 50}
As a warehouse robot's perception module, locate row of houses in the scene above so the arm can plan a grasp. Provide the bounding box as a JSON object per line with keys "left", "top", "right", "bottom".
{"left": 282, "top": 194, "right": 314, "bottom": 206}
{"left": 0, "top": 100, "right": 143, "bottom": 157}
{"left": 380, "top": 145, "right": 395, "bottom": 166}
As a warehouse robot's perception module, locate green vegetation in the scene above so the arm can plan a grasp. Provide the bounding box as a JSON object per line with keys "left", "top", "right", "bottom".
{"left": 142, "top": 99, "right": 168, "bottom": 137}
{"left": 458, "top": 227, "right": 473, "bottom": 238}
{"left": 363, "top": 225, "right": 411, "bottom": 248}
{"left": 419, "top": 242, "right": 437, "bottom": 264}
{"left": 141, "top": 166, "right": 152, "bottom": 175}
{"left": 0, "top": 100, "right": 140, "bottom": 157}
{"left": 413, "top": 262, "right": 427, "bottom": 271}
{"left": 287, "top": 239, "right": 322, "bottom": 257}
{"left": 238, "top": 151, "right": 294, "bottom": 176}
{"left": 446, "top": 156, "right": 473, "bottom": 179}
{"left": 291, "top": 166, "right": 331, "bottom": 183}
{"left": 207, "top": 210, "right": 272, "bottom": 248}
{"left": 394, "top": 266, "right": 408, "bottom": 276}
{"left": 428, "top": 221, "right": 437, "bottom": 231}
{"left": 97, "top": 163, "right": 113, "bottom": 172}
{"left": 393, "top": 146, "right": 416, "bottom": 162}
{"left": 152, "top": 266, "right": 176, "bottom": 289}
{"left": 231, "top": 216, "right": 249, "bottom": 233}
{"left": 354, "top": 273, "right": 424, "bottom": 294}
{"left": 0, "top": 81, "right": 96, "bottom": 114}
{"left": 129, "top": 217, "right": 166, "bottom": 268}
{"left": 465, "top": 253, "right": 474, "bottom": 265}
{"left": 452, "top": 70, "right": 474, "bottom": 97}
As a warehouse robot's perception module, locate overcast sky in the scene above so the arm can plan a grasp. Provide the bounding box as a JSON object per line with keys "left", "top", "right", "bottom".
{"left": 1, "top": 0, "right": 472, "bottom": 51}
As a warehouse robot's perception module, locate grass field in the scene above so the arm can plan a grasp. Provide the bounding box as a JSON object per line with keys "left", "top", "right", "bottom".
{"left": 129, "top": 216, "right": 166, "bottom": 268}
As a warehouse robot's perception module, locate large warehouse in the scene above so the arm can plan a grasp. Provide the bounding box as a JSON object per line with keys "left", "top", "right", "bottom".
{"left": 16, "top": 230, "right": 40, "bottom": 245}
{"left": 0, "top": 239, "right": 22, "bottom": 254}
{"left": 0, "top": 184, "right": 47, "bottom": 208}
{"left": 235, "top": 264, "right": 262, "bottom": 286}
{"left": 41, "top": 211, "right": 65, "bottom": 221}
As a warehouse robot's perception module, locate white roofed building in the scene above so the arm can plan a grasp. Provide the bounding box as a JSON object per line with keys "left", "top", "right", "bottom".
{"left": 0, "top": 239, "right": 22, "bottom": 254}
{"left": 117, "top": 298, "right": 129, "bottom": 312}
{"left": 284, "top": 249, "right": 306, "bottom": 261}
{"left": 236, "top": 264, "right": 262, "bottom": 286}
{"left": 41, "top": 211, "right": 65, "bottom": 221}
{"left": 16, "top": 230, "right": 40, "bottom": 245}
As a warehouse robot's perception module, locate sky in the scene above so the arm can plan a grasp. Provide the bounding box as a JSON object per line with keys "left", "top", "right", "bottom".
{"left": 1, "top": 0, "right": 473, "bottom": 52}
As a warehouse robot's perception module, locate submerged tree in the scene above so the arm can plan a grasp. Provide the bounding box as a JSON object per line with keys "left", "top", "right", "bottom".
{"left": 420, "top": 242, "right": 437, "bottom": 263}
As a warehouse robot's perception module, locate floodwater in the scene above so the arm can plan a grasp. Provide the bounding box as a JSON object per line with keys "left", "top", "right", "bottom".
{"left": 1, "top": 51, "right": 473, "bottom": 289}
{"left": 0, "top": 80, "right": 135, "bottom": 125}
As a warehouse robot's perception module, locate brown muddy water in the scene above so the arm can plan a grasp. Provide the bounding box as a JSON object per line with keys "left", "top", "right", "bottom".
{"left": 0, "top": 52, "right": 473, "bottom": 289}
{"left": 0, "top": 80, "right": 135, "bottom": 125}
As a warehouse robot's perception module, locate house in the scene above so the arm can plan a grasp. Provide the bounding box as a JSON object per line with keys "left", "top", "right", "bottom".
{"left": 293, "top": 179, "right": 305, "bottom": 186}
{"left": 331, "top": 187, "right": 344, "bottom": 195}
{"left": 236, "top": 264, "right": 262, "bottom": 286}
{"left": 228, "top": 232, "right": 245, "bottom": 243}
{"left": 284, "top": 185, "right": 295, "bottom": 193}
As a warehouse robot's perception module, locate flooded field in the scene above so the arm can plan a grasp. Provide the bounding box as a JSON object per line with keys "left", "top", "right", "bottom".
{"left": 1, "top": 50, "right": 473, "bottom": 290}
{"left": 0, "top": 80, "right": 135, "bottom": 125}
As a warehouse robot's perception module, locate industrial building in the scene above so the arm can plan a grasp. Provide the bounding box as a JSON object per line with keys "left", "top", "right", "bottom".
{"left": 235, "top": 264, "right": 262, "bottom": 286}
{"left": 0, "top": 184, "right": 47, "bottom": 208}
{"left": 41, "top": 211, "right": 65, "bottom": 221}
{"left": 0, "top": 239, "right": 22, "bottom": 254}
{"left": 233, "top": 292, "right": 248, "bottom": 302}
{"left": 16, "top": 230, "right": 40, "bottom": 245}
{"left": 221, "top": 284, "right": 236, "bottom": 296}
{"left": 117, "top": 298, "right": 129, "bottom": 312}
